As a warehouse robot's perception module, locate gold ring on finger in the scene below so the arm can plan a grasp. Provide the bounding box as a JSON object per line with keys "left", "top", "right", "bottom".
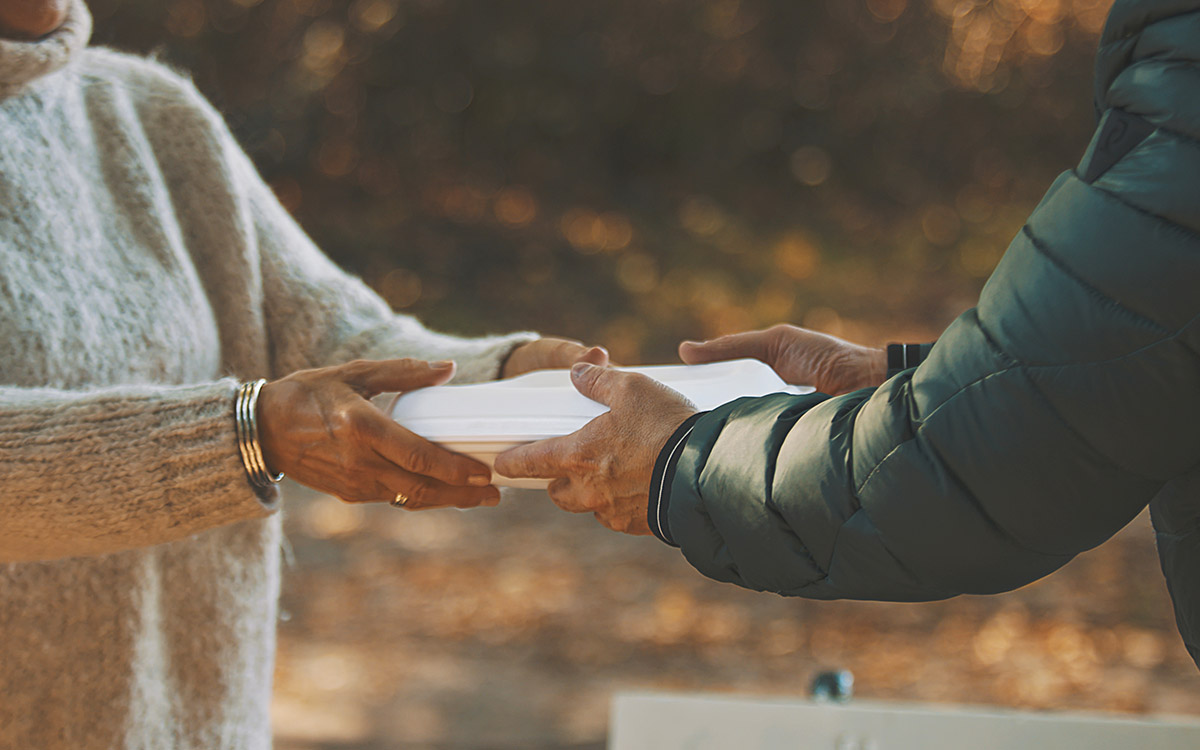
{"left": 391, "top": 492, "right": 409, "bottom": 508}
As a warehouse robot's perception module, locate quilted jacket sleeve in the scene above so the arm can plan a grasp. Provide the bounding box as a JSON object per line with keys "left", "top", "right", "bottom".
{"left": 660, "top": 1, "right": 1200, "bottom": 601}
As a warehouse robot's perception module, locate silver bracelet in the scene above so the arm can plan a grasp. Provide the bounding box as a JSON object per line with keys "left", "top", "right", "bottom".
{"left": 236, "top": 379, "right": 284, "bottom": 489}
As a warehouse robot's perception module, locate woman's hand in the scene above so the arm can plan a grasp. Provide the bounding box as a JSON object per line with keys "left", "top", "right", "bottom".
{"left": 679, "top": 324, "right": 886, "bottom": 395}
{"left": 257, "top": 359, "right": 500, "bottom": 509}
{"left": 502, "top": 337, "right": 609, "bottom": 379}
{"left": 494, "top": 363, "right": 697, "bottom": 535}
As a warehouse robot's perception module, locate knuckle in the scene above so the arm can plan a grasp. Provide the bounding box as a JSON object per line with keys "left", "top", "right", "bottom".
{"left": 338, "top": 487, "right": 369, "bottom": 504}
{"left": 613, "top": 513, "right": 635, "bottom": 533}
{"left": 768, "top": 324, "right": 797, "bottom": 345}
{"left": 403, "top": 446, "right": 435, "bottom": 476}
{"left": 573, "top": 451, "right": 598, "bottom": 474}
{"left": 342, "top": 359, "right": 373, "bottom": 379}
{"left": 610, "top": 374, "right": 633, "bottom": 397}
{"left": 406, "top": 479, "right": 434, "bottom": 506}
{"left": 597, "top": 454, "right": 619, "bottom": 481}
{"left": 337, "top": 448, "right": 364, "bottom": 476}
{"left": 330, "top": 405, "right": 365, "bottom": 436}
{"left": 394, "top": 358, "right": 424, "bottom": 376}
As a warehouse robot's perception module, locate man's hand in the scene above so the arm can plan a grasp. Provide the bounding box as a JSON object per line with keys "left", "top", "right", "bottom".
{"left": 502, "top": 337, "right": 609, "bottom": 379}
{"left": 493, "top": 363, "right": 697, "bottom": 535}
{"left": 258, "top": 359, "right": 500, "bottom": 509}
{"left": 680, "top": 324, "right": 886, "bottom": 395}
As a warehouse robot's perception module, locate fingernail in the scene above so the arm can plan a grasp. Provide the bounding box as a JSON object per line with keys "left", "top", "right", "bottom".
{"left": 572, "top": 362, "right": 593, "bottom": 378}
{"left": 469, "top": 473, "right": 492, "bottom": 486}
{"left": 431, "top": 360, "right": 454, "bottom": 369}
{"left": 682, "top": 340, "right": 704, "bottom": 347}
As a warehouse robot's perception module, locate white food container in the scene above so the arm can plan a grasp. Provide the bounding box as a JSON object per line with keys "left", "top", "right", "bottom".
{"left": 389, "top": 359, "right": 813, "bottom": 489}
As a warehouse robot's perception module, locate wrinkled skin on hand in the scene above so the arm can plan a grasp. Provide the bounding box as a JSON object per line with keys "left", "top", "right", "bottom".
{"left": 502, "top": 337, "right": 609, "bottom": 379}
{"left": 680, "top": 323, "right": 886, "bottom": 395}
{"left": 494, "top": 363, "right": 696, "bottom": 535}
{"left": 254, "top": 337, "right": 607, "bottom": 511}
{"left": 258, "top": 359, "right": 501, "bottom": 510}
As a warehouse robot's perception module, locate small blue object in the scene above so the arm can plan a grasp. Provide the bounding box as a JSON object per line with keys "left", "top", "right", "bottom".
{"left": 811, "top": 670, "right": 854, "bottom": 702}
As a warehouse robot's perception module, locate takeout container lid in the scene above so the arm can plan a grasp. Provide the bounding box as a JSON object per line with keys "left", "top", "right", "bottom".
{"left": 390, "top": 359, "right": 812, "bottom": 445}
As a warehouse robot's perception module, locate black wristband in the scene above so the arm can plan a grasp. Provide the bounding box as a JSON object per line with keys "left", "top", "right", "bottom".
{"left": 886, "top": 342, "right": 935, "bottom": 379}
{"left": 647, "top": 412, "right": 708, "bottom": 547}
{"left": 886, "top": 344, "right": 905, "bottom": 377}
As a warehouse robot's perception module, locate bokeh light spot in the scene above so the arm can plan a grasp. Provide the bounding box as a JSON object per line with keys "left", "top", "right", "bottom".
{"left": 773, "top": 232, "right": 822, "bottom": 280}
{"left": 921, "top": 204, "right": 962, "bottom": 246}
{"left": 616, "top": 253, "right": 660, "bottom": 294}
{"left": 790, "top": 146, "right": 833, "bottom": 187}
{"left": 302, "top": 20, "right": 346, "bottom": 73}
{"left": 351, "top": 0, "right": 400, "bottom": 32}
{"left": 802, "top": 306, "right": 844, "bottom": 336}
{"left": 379, "top": 269, "right": 423, "bottom": 309}
{"left": 678, "top": 197, "right": 726, "bottom": 237}
{"left": 165, "top": 0, "right": 207, "bottom": 38}
{"left": 866, "top": 0, "right": 908, "bottom": 23}
{"left": 493, "top": 187, "right": 539, "bottom": 228}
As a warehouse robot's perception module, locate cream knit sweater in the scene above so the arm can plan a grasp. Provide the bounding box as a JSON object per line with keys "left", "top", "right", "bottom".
{"left": 0, "top": 3, "right": 533, "bottom": 747}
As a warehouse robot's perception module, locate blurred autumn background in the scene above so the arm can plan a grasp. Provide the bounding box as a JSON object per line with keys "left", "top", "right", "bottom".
{"left": 88, "top": 0, "right": 1200, "bottom": 747}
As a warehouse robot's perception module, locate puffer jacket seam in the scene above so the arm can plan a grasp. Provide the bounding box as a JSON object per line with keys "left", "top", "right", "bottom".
{"left": 1085, "top": 177, "right": 1200, "bottom": 243}
{"left": 1119, "top": 57, "right": 1200, "bottom": 75}
{"left": 917, "top": 429, "right": 1079, "bottom": 558}
{"left": 1099, "top": 7, "right": 1200, "bottom": 48}
{"left": 1022, "top": 224, "right": 1172, "bottom": 335}
{"left": 855, "top": 310, "right": 1018, "bottom": 495}
{"left": 793, "top": 505, "right": 941, "bottom": 598}
{"left": 1155, "top": 124, "right": 1200, "bottom": 150}
{"left": 766, "top": 403, "right": 843, "bottom": 581}
{"left": 854, "top": 365, "right": 1018, "bottom": 495}
{"left": 1010, "top": 312, "right": 1200, "bottom": 369}
{"left": 973, "top": 309, "right": 1024, "bottom": 366}
{"left": 1018, "top": 365, "right": 1166, "bottom": 481}
{"left": 858, "top": 311, "right": 1197, "bottom": 498}
{"left": 853, "top": 364, "right": 1115, "bottom": 559}
{"left": 1015, "top": 313, "right": 1200, "bottom": 408}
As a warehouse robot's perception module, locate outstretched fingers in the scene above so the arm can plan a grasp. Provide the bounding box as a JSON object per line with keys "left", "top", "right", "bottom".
{"left": 679, "top": 329, "right": 772, "bottom": 365}
{"left": 364, "top": 409, "right": 493, "bottom": 487}
{"left": 494, "top": 433, "right": 581, "bottom": 481}
{"left": 367, "top": 458, "right": 500, "bottom": 509}
{"left": 342, "top": 358, "right": 456, "bottom": 399}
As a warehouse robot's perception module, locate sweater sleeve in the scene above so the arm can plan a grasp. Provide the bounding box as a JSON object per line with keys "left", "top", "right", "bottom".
{"left": 660, "top": 143, "right": 1200, "bottom": 600}
{"left": 0, "top": 381, "right": 277, "bottom": 563}
{"left": 183, "top": 86, "right": 536, "bottom": 383}
{"left": 236, "top": 150, "right": 535, "bottom": 382}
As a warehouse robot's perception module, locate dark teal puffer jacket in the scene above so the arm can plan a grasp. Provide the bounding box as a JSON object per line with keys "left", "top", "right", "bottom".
{"left": 661, "top": 0, "right": 1200, "bottom": 666}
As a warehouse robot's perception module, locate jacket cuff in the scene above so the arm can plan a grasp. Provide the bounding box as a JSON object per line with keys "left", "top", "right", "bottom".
{"left": 647, "top": 411, "right": 708, "bottom": 546}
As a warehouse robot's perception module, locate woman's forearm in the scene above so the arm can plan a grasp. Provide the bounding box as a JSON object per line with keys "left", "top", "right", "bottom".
{"left": 0, "top": 380, "right": 276, "bottom": 563}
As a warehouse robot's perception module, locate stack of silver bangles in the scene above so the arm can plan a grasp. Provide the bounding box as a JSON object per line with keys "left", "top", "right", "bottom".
{"left": 236, "top": 379, "right": 285, "bottom": 489}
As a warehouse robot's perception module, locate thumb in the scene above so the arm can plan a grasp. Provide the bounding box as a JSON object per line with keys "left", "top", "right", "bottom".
{"left": 679, "top": 330, "right": 771, "bottom": 365}
{"left": 577, "top": 345, "right": 610, "bottom": 367}
{"left": 570, "top": 362, "right": 621, "bottom": 406}
{"left": 571, "top": 362, "right": 654, "bottom": 407}
{"left": 344, "top": 358, "right": 456, "bottom": 398}
{"left": 494, "top": 433, "right": 578, "bottom": 479}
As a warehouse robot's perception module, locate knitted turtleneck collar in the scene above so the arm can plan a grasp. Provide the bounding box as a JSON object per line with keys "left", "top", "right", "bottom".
{"left": 0, "top": 0, "right": 91, "bottom": 98}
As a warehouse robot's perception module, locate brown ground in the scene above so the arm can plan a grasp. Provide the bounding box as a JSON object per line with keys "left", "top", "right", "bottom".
{"left": 272, "top": 485, "right": 1200, "bottom": 750}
